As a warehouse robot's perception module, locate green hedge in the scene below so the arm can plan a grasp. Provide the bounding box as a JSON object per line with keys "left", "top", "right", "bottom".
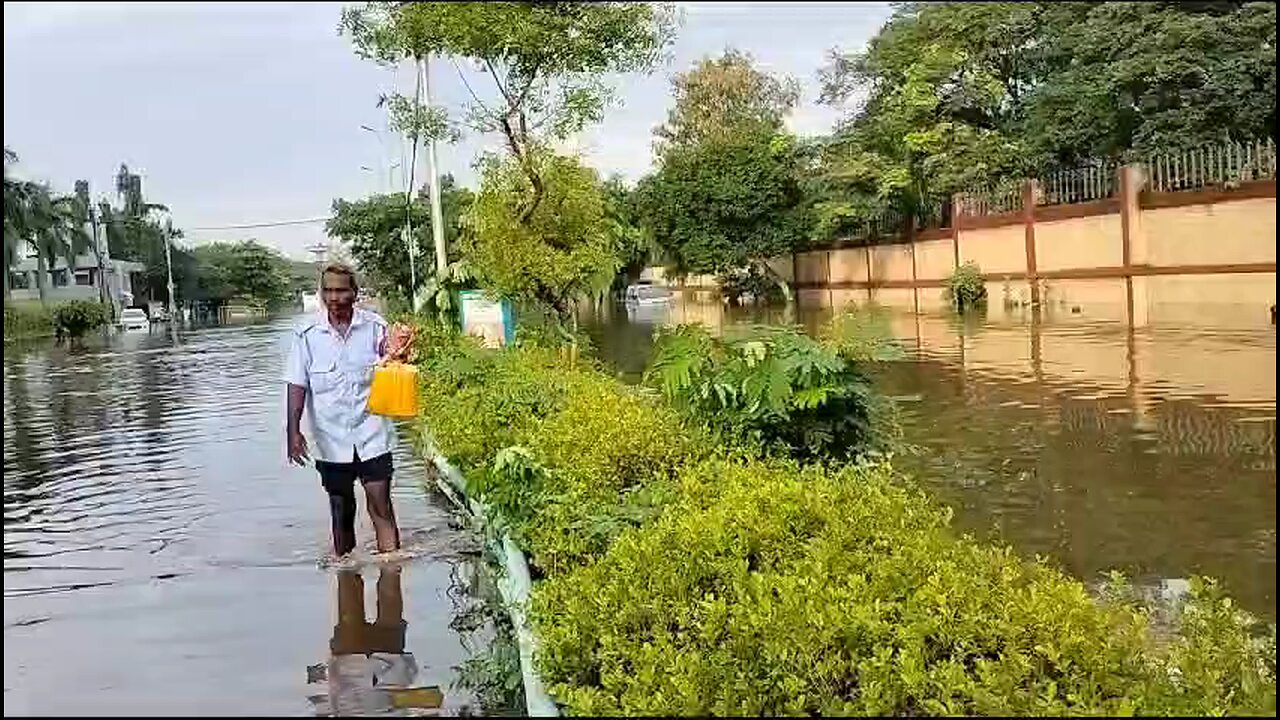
{"left": 4, "top": 303, "right": 54, "bottom": 340}
{"left": 410, "top": 321, "right": 1275, "bottom": 717}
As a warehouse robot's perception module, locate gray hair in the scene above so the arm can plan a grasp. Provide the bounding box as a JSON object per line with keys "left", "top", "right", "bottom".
{"left": 318, "top": 262, "right": 359, "bottom": 293}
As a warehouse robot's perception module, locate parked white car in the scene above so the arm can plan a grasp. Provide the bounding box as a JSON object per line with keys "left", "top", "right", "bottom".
{"left": 624, "top": 283, "right": 672, "bottom": 306}
{"left": 118, "top": 308, "right": 150, "bottom": 331}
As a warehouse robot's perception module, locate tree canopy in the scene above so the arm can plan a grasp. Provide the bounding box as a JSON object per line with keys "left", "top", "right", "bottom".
{"left": 191, "top": 240, "right": 292, "bottom": 308}
{"left": 636, "top": 51, "right": 809, "bottom": 285}
{"left": 807, "top": 1, "right": 1277, "bottom": 243}
{"left": 464, "top": 151, "right": 620, "bottom": 318}
{"left": 325, "top": 176, "right": 473, "bottom": 307}
{"left": 654, "top": 48, "right": 800, "bottom": 157}
{"left": 341, "top": 1, "right": 677, "bottom": 224}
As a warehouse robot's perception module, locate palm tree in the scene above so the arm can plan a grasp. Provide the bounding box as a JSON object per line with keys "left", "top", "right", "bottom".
{"left": 4, "top": 148, "right": 92, "bottom": 305}
{"left": 25, "top": 185, "right": 92, "bottom": 306}
{"left": 3, "top": 147, "right": 30, "bottom": 300}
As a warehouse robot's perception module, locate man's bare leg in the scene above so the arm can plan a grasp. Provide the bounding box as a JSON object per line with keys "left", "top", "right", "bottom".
{"left": 363, "top": 479, "right": 401, "bottom": 553}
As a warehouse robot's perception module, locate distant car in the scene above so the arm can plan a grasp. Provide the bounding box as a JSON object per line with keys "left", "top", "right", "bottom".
{"left": 625, "top": 283, "right": 672, "bottom": 306}
{"left": 118, "top": 308, "right": 150, "bottom": 331}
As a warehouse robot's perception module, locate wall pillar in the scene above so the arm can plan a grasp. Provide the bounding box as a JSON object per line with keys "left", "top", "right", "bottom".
{"left": 864, "top": 245, "right": 873, "bottom": 303}
{"left": 949, "top": 193, "right": 962, "bottom": 269}
{"left": 1119, "top": 163, "right": 1150, "bottom": 327}
{"left": 1023, "top": 179, "right": 1041, "bottom": 306}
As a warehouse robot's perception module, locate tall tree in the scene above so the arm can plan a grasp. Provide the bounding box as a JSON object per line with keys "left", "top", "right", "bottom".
{"left": 23, "top": 186, "right": 92, "bottom": 306}
{"left": 636, "top": 129, "right": 809, "bottom": 287}
{"left": 655, "top": 48, "right": 800, "bottom": 157}
{"left": 191, "top": 240, "right": 292, "bottom": 308}
{"left": 4, "top": 148, "right": 32, "bottom": 300}
{"left": 464, "top": 151, "right": 620, "bottom": 320}
{"left": 340, "top": 1, "right": 676, "bottom": 225}
{"left": 637, "top": 52, "right": 809, "bottom": 294}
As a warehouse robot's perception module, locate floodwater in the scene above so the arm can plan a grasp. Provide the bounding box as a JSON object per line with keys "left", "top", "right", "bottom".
{"left": 3, "top": 318, "right": 488, "bottom": 716}
{"left": 583, "top": 297, "right": 1277, "bottom": 621}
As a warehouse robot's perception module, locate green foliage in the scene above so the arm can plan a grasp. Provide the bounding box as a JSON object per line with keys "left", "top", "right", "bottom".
{"left": 410, "top": 318, "right": 1273, "bottom": 718}
{"left": 325, "top": 176, "right": 473, "bottom": 306}
{"left": 601, "top": 175, "right": 655, "bottom": 295}
{"left": 3, "top": 303, "right": 54, "bottom": 340}
{"left": 944, "top": 261, "right": 989, "bottom": 312}
{"left": 342, "top": 2, "right": 675, "bottom": 223}
{"left": 532, "top": 458, "right": 1276, "bottom": 716}
{"left": 717, "top": 264, "right": 785, "bottom": 306}
{"left": 821, "top": 303, "right": 907, "bottom": 363}
{"left": 811, "top": 1, "right": 1277, "bottom": 233}
{"left": 643, "top": 323, "right": 889, "bottom": 463}
{"left": 655, "top": 48, "right": 801, "bottom": 157}
{"left": 3, "top": 172, "right": 93, "bottom": 304}
{"left": 464, "top": 152, "right": 621, "bottom": 320}
{"left": 1157, "top": 577, "right": 1277, "bottom": 716}
{"left": 412, "top": 320, "right": 701, "bottom": 575}
{"left": 51, "top": 300, "right": 108, "bottom": 338}
{"left": 191, "top": 240, "right": 293, "bottom": 309}
{"left": 1023, "top": 1, "right": 1276, "bottom": 162}
{"left": 635, "top": 129, "right": 809, "bottom": 278}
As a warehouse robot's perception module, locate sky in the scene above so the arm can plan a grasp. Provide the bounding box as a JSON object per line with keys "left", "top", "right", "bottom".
{"left": 3, "top": 1, "right": 892, "bottom": 260}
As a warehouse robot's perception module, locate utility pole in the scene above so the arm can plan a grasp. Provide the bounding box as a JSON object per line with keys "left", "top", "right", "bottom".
{"left": 90, "top": 205, "right": 117, "bottom": 318}
{"left": 422, "top": 55, "right": 447, "bottom": 279}
{"left": 77, "top": 180, "right": 116, "bottom": 318}
{"left": 161, "top": 216, "right": 178, "bottom": 323}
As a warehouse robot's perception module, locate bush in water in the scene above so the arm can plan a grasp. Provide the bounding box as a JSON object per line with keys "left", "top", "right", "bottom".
{"left": 644, "top": 322, "right": 894, "bottom": 463}
{"left": 409, "top": 319, "right": 1275, "bottom": 717}
{"left": 944, "top": 261, "right": 988, "bottom": 312}
{"left": 51, "top": 300, "right": 109, "bottom": 338}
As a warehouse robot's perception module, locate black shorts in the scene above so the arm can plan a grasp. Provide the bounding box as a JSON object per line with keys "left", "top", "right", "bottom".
{"left": 316, "top": 451, "right": 394, "bottom": 495}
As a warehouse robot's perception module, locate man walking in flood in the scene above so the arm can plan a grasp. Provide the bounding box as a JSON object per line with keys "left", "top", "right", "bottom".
{"left": 284, "top": 263, "right": 409, "bottom": 558}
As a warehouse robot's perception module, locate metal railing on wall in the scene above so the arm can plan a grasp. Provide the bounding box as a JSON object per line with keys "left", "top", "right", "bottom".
{"left": 1142, "top": 138, "right": 1277, "bottom": 193}
{"left": 1037, "top": 161, "right": 1119, "bottom": 206}
{"left": 957, "top": 182, "right": 1021, "bottom": 218}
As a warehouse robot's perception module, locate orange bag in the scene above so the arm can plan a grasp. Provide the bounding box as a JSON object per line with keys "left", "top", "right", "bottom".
{"left": 368, "top": 362, "right": 420, "bottom": 418}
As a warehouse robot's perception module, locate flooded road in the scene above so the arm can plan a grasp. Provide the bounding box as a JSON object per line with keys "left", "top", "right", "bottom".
{"left": 4, "top": 319, "right": 484, "bottom": 716}
{"left": 584, "top": 298, "right": 1277, "bottom": 620}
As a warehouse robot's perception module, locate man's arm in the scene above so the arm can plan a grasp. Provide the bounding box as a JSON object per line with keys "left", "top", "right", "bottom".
{"left": 286, "top": 383, "right": 309, "bottom": 465}
{"left": 284, "top": 330, "right": 311, "bottom": 465}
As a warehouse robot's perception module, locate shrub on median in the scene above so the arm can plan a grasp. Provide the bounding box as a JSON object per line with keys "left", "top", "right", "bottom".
{"left": 532, "top": 458, "right": 1275, "bottom": 716}
{"left": 412, "top": 320, "right": 705, "bottom": 575}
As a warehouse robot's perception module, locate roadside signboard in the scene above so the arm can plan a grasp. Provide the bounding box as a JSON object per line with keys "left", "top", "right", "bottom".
{"left": 458, "top": 290, "right": 515, "bottom": 348}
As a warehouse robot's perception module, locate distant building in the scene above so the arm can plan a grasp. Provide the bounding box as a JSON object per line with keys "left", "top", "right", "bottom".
{"left": 9, "top": 253, "right": 146, "bottom": 308}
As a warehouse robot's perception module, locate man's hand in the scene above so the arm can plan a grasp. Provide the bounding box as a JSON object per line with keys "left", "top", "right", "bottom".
{"left": 287, "top": 429, "right": 310, "bottom": 466}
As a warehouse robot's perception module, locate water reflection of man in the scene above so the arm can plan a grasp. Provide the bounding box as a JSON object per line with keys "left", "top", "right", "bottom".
{"left": 309, "top": 566, "right": 439, "bottom": 717}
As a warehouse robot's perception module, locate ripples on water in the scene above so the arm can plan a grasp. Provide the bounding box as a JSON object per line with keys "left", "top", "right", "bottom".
{"left": 585, "top": 300, "right": 1277, "bottom": 620}
{"left": 4, "top": 319, "right": 485, "bottom": 715}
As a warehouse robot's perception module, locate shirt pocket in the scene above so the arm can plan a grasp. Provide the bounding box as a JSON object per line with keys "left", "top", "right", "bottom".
{"left": 308, "top": 355, "right": 340, "bottom": 394}
{"left": 345, "top": 345, "right": 380, "bottom": 385}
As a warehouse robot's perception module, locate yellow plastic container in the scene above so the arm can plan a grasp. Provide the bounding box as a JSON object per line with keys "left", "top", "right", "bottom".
{"left": 368, "top": 362, "right": 420, "bottom": 418}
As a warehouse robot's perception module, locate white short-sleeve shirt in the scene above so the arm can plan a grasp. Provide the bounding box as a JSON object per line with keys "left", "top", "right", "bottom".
{"left": 283, "top": 308, "right": 396, "bottom": 464}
